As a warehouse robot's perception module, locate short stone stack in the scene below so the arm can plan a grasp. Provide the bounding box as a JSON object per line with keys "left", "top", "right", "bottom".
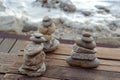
{"left": 66, "top": 32, "right": 100, "bottom": 68}
{"left": 39, "top": 16, "right": 59, "bottom": 52}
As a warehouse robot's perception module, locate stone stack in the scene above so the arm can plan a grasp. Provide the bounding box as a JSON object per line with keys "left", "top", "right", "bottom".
{"left": 19, "top": 33, "right": 46, "bottom": 77}
{"left": 66, "top": 32, "right": 100, "bottom": 68}
{"left": 39, "top": 16, "right": 59, "bottom": 52}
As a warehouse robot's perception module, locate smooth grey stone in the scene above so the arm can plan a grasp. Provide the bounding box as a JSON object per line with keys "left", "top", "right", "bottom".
{"left": 76, "top": 40, "right": 96, "bottom": 50}
{"left": 73, "top": 44, "right": 97, "bottom": 53}
{"left": 30, "top": 33, "right": 46, "bottom": 43}
{"left": 82, "top": 36, "right": 94, "bottom": 43}
{"left": 71, "top": 52, "right": 96, "bottom": 60}
{"left": 66, "top": 57, "right": 100, "bottom": 68}
{"left": 42, "top": 21, "right": 52, "bottom": 27}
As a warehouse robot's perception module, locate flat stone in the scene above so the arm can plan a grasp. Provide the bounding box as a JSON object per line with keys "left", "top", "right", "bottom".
{"left": 73, "top": 44, "right": 96, "bottom": 53}
{"left": 82, "top": 32, "right": 92, "bottom": 37}
{"left": 66, "top": 57, "right": 100, "bottom": 68}
{"left": 30, "top": 36, "right": 46, "bottom": 43}
{"left": 81, "top": 36, "right": 94, "bottom": 43}
{"left": 76, "top": 40, "right": 96, "bottom": 50}
{"left": 24, "top": 42, "right": 44, "bottom": 56}
{"left": 71, "top": 52, "right": 96, "bottom": 60}
{"left": 33, "top": 33, "right": 43, "bottom": 38}
{"left": 42, "top": 21, "right": 52, "bottom": 27}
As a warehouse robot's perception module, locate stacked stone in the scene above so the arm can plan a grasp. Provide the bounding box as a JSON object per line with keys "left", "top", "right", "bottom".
{"left": 39, "top": 16, "right": 59, "bottom": 52}
{"left": 19, "top": 33, "right": 46, "bottom": 77}
{"left": 66, "top": 32, "right": 100, "bottom": 68}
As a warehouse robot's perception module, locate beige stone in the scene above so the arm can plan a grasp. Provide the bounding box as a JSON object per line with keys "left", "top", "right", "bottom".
{"left": 39, "top": 16, "right": 59, "bottom": 52}
{"left": 39, "top": 23, "right": 56, "bottom": 35}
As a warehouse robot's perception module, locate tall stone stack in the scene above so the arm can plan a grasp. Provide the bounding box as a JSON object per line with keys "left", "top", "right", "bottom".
{"left": 19, "top": 33, "right": 46, "bottom": 77}
{"left": 66, "top": 32, "right": 100, "bottom": 68}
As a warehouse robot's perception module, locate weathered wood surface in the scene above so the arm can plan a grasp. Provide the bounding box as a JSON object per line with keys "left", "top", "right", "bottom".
{"left": 0, "top": 37, "right": 120, "bottom": 80}
{"left": 0, "top": 38, "right": 16, "bottom": 53}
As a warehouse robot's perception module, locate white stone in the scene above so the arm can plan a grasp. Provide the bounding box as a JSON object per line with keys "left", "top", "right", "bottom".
{"left": 0, "top": 15, "right": 22, "bottom": 34}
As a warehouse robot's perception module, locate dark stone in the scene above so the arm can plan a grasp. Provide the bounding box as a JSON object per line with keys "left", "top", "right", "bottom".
{"left": 60, "top": 1, "right": 76, "bottom": 12}
{"left": 22, "top": 23, "right": 38, "bottom": 32}
{"left": 81, "top": 10, "right": 92, "bottom": 16}
{"left": 83, "top": 32, "right": 92, "bottom": 37}
{"left": 95, "top": 5, "right": 110, "bottom": 13}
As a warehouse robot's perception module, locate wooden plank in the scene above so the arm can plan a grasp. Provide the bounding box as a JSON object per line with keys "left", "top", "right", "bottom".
{"left": 53, "top": 44, "right": 120, "bottom": 60}
{"left": 0, "top": 53, "right": 119, "bottom": 73}
{"left": 0, "top": 38, "right": 16, "bottom": 53}
{"left": 0, "top": 51, "right": 117, "bottom": 73}
{"left": 4, "top": 74, "right": 60, "bottom": 80}
{"left": 14, "top": 55, "right": 120, "bottom": 72}
{"left": 6, "top": 63, "right": 120, "bottom": 80}
{"left": 97, "top": 47, "right": 120, "bottom": 60}
{"left": 10, "top": 40, "right": 27, "bottom": 53}
{"left": 0, "top": 53, "right": 119, "bottom": 78}
{"left": 46, "top": 54, "right": 120, "bottom": 67}
{"left": 18, "top": 41, "right": 120, "bottom": 60}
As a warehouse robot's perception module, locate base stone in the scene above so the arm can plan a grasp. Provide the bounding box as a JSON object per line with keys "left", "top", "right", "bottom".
{"left": 66, "top": 57, "right": 100, "bottom": 68}
{"left": 18, "top": 63, "right": 46, "bottom": 77}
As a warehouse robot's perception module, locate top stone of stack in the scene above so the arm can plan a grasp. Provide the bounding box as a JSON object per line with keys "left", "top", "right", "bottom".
{"left": 42, "top": 16, "right": 52, "bottom": 27}
{"left": 75, "top": 32, "right": 96, "bottom": 50}
{"left": 30, "top": 33, "right": 46, "bottom": 44}
{"left": 82, "top": 32, "right": 94, "bottom": 43}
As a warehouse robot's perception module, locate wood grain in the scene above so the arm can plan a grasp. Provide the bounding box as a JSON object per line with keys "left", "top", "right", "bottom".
{"left": 0, "top": 38, "right": 16, "bottom": 53}
{"left": 10, "top": 40, "right": 27, "bottom": 53}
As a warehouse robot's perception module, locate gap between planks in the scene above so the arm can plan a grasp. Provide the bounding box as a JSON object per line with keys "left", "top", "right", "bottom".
{"left": 0, "top": 38, "right": 4, "bottom": 44}
{"left": 0, "top": 38, "right": 17, "bottom": 53}
{"left": 9, "top": 39, "right": 27, "bottom": 53}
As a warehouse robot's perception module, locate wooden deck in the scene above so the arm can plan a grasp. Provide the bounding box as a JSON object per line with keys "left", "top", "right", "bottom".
{"left": 0, "top": 33, "right": 120, "bottom": 80}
